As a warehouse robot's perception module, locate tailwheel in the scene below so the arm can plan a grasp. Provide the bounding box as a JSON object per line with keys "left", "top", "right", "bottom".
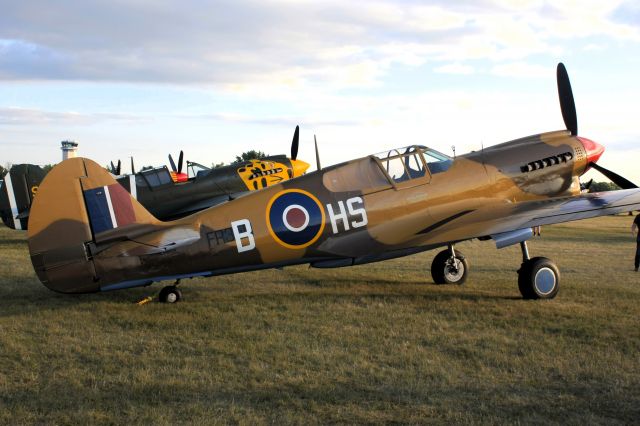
{"left": 518, "top": 257, "right": 559, "bottom": 299}
{"left": 159, "top": 285, "right": 183, "bottom": 303}
{"left": 431, "top": 248, "right": 468, "bottom": 285}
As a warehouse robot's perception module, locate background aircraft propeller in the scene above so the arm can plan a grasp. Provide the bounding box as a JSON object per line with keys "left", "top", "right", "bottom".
{"left": 314, "top": 134, "right": 322, "bottom": 170}
{"left": 291, "top": 125, "right": 299, "bottom": 161}
{"left": 168, "top": 151, "right": 184, "bottom": 174}
{"left": 580, "top": 178, "right": 593, "bottom": 192}
{"left": 109, "top": 160, "right": 121, "bottom": 175}
{"left": 168, "top": 151, "right": 188, "bottom": 182}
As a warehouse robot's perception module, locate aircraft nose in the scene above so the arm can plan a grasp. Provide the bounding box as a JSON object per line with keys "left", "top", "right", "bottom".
{"left": 290, "top": 159, "right": 310, "bottom": 177}
{"left": 578, "top": 137, "right": 604, "bottom": 164}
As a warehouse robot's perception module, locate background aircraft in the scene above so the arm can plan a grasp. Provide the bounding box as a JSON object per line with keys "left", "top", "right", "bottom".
{"left": 0, "top": 164, "right": 46, "bottom": 230}
{"left": 1, "top": 126, "right": 310, "bottom": 229}
{"left": 26, "top": 64, "right": 640, "bottom": 302}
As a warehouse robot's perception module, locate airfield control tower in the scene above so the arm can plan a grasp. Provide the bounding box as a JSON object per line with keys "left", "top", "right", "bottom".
{"left": 61, "top": 141, "right": 78, "bottom": 161}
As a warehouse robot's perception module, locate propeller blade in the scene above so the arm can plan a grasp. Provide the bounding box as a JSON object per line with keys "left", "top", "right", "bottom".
{"left": 580, "top": 178, "right": 593, "bottom": 192}
{"left": 131, "top": 157, "right": 135, "bottom": 174}
{"left": 116, "top": 159, "right": 121, "bottom": 176}
{"left": 178, "top": 150, "right": 184, "bottom": 174}
{"left": 291, "top": 125, "right": 299, "bottom": 160}
{"left": 110, "top": 161, "right": 116, "bottom": 174}
{"left": 556, "top": 62, "right": 578, "bottom": 136}
{"left": 314, "top": 134, "right": 321, "bottom": 170}
{"left": 590, "top": 162, "right": 638, "bottom": 189}
{"left": 168, "top": 154, "right": 177, "bottom": 172}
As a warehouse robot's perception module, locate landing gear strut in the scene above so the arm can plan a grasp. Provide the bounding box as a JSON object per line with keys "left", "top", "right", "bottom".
{"left": 159, "top": 280, "right": 183, "bottom": 303}
{"left": 431, "top": 244, "right": 468, "bottom": 285}
{"left": 517, "top": 241, "right": 559, "bottom": 299}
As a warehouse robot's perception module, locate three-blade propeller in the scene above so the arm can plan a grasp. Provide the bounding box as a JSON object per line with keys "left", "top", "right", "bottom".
{"left": 109, "top": 160, "right": 121, "bottom": 176}
{"left": 108, "top": 158, "right": 137, "bottom": 176}
{"left": 168, "top": 151, "right": 184, "bottom": 174}
{"left": 557, "top": 63, "right": 637, "bottom": 190}
{"left": 557, "top": 63, "right": 578, "bottom": 136}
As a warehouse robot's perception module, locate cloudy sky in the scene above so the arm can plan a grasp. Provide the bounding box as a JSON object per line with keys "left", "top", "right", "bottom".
{"left": 1, "top": 0, "right": 639, "bottom": 183}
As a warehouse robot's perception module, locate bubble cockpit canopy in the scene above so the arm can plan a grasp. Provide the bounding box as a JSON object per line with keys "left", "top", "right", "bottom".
{"left": 373, "top": 145, "right": 453, "bottom": 184}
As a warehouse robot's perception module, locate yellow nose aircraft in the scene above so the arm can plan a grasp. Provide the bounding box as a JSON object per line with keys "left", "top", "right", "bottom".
{"left": 27, "top": 63, "right": 640, "bottom": 302}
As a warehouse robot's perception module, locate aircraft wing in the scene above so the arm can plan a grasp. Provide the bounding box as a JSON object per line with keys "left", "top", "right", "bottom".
{"left": 421, "top": 188, "right": 640, "bottom": 246}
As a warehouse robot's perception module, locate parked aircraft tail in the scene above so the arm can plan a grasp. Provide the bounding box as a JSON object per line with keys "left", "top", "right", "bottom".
{"left": 0, "top": 164, "right": 46, "bottom": 230}
{"left": 28, "top": 158, "right": 163, "bottom": 293}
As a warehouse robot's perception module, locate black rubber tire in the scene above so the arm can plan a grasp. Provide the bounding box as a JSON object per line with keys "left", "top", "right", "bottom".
{"left": 431, "top": 249, "right": 468, "bottom": 285}
{"left": 159, "top": 285, "right": 183, "bottom": 303}
{"left": 518, "top": 257, "right": 559, "bottom": 300}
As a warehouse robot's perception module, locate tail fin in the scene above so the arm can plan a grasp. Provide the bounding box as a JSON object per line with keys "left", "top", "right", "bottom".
{"left": 0, "top": 164, "right": 46, "bottom": 230}
{"left": 28, "top": 158, "right": 161, "bottom": 293}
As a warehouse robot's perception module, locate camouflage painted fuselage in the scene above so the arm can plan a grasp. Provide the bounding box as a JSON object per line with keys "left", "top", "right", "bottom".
{"left": 28, "top": 130, "right": 600, "bottom": 294}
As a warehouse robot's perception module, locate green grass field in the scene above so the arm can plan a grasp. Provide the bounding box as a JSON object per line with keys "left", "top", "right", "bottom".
{"left": 1, "top": 216, "right": 639, "bottom": 424}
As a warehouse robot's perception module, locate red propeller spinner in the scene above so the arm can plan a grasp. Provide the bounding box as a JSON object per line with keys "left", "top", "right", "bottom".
{"left": 578, "top": 137, "right": 604, "bottom": 165}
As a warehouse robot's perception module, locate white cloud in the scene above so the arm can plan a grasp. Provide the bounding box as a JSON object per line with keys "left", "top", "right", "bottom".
{"left": 0, "top": 107, "right": 148, "bottom": 125}
{"left": 195, "top": 112, "right": 362, "bottom": 127}
{"left": 0, "top": 0, "right": 637, "bottom": 87}
{"left": 583, "top": 43, "right": 606, "bottom": 51}
{"left": 434, "top": 63, "right": 475, "bottom": 75}
{"left": 491, "top": 62, "right": 552, "bottom": 79}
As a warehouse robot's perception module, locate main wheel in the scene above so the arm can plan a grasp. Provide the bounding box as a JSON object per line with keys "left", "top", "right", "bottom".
{"left": 159, "top": 285, "right": 183, "bottom": 303}
{"left": 518, "top": 257, "right": 559, "bottom": 299}
{"left": 431, "top": 249, "right": 468, "bottom": 285}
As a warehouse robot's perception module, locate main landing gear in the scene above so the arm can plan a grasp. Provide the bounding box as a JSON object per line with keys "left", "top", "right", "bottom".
{"left": 159, "top": 280, "right": 183, "bottom": 303}
{"left": 431, "top": 244, "right": 468, "bottom": 285}
{"left": 430, "top": 241, "right": 559, "bottom": 299}
{"left": 517, "top": 241, "right": 559, "bottom": 299}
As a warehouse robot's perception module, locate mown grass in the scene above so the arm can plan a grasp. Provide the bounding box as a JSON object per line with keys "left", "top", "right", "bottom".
{"left": 1, "top": 216, "right": 639, "bottom": 424}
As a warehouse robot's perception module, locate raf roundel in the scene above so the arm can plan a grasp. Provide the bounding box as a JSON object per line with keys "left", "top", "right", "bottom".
{"left": 266, "top": 189, "right": 325, "bottom": 249}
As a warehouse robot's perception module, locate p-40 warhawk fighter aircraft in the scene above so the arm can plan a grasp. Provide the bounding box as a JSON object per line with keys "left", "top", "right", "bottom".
{"left": 1, "top": 127, "right": 310, "bottom": 229}
{"left": 27, "top": 64, "right": 640, "bottom": 302}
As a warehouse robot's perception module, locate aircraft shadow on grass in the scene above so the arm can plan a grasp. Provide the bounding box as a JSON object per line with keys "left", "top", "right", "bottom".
{"left": 0, "top": 273, "right": 519, "bottom": 318}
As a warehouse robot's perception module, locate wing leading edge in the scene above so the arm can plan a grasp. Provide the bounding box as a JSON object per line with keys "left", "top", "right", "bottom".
{"left": 421, "top": 189, "right": 640, "bottom": 246}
